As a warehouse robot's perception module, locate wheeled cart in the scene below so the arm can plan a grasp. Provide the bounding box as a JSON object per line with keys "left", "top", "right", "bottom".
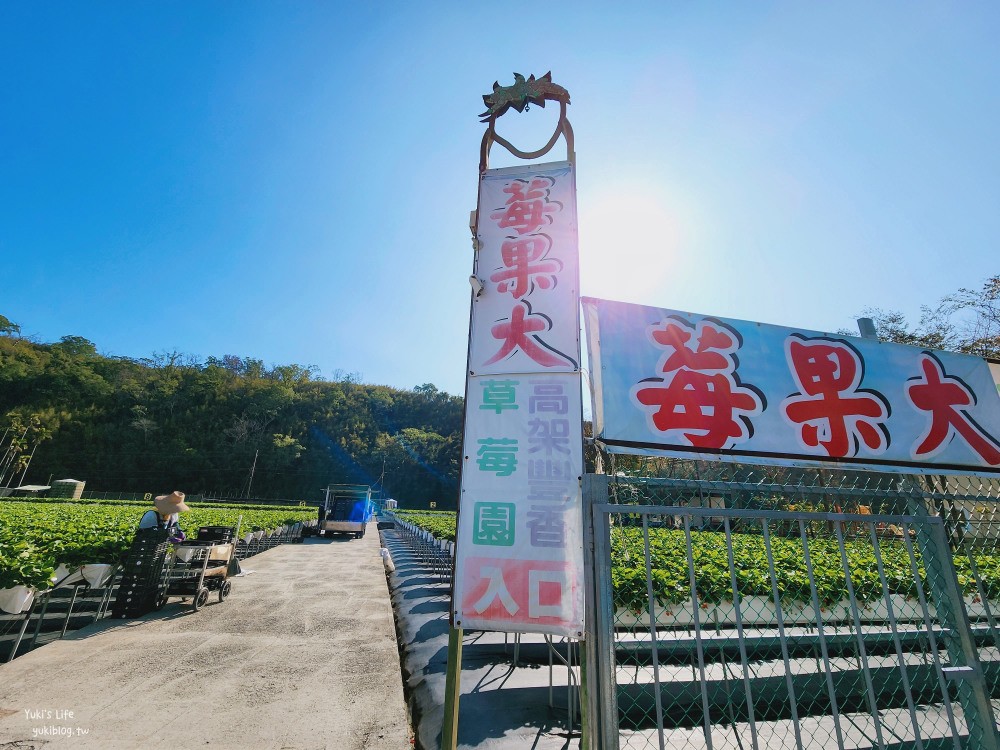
{"left": 160, "top": 533, "right": 235, "bottom": 611}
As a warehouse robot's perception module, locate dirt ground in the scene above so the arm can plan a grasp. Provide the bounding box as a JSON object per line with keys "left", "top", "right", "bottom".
{"left": 0, "top": 530, "right": 410, "bottom": 750}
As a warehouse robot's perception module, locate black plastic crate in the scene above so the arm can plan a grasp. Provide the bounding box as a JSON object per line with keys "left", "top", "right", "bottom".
{"left": 112, "top": 527, "right": 170, "bottom": 618}
{"left": 197, "top": 526, "right": 236, "bottom": 543}
{"left": 134, "top": 527, "right": 170, "bottom": 542}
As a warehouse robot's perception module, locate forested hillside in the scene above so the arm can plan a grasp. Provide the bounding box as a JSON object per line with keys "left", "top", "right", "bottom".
{"left": 0, "top": 317, "right": 462, "bottom": 507}
{"left": 2, "top": 274, "right": 994, "bottom": 506}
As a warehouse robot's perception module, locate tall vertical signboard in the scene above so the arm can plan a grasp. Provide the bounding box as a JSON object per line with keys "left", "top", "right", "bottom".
{"left": 452, "top": 75, "right": 584, "bottom": 637}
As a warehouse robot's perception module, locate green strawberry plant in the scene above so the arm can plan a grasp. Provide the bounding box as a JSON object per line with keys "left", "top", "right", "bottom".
{"left": 394, "top": 509, "right": 1000, "bottom": 612}
{"left": 0, "top": 501, "right": 317, "bottom": 590}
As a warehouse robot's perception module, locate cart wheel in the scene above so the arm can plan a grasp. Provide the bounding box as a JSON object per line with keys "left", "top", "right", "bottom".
{"left": 193, "top": 587, "right": 210, "bottom": 612}
{"left": 219, "top": 580, "right": 232, "bottom": 602}
{"left": 154, "top": 593, "right": 168, "bottom": 610}
{"left": 354, "top": 531, "right": 362, "bottom": 539}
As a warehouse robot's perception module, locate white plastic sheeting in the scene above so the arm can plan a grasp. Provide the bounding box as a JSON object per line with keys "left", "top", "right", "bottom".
{"left": 0, "top": 585, "right": 34, "bottom": 614}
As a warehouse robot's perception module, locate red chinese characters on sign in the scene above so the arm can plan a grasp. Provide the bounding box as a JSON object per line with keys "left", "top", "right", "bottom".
{"left": 484, "top": 302, "right": 566, "bottom": 367}
{"left": 489, "top": 235, "right": 561, "bottom": 299}
{"left": 781, "top": 336, "right": 889, "bottom": 458}
{"left": 461, "top": 557, "right": 573, "bottom": 628}
{"left": 489, "top": 177, "right": 561, "bottom": 235}
{"left": 631, "top": 318, "right": 764, "bottom": 449}
{"left": 483, "top": 174, "right": 574, "bottom": 369}
{"left": 906, "top": 352, "right": 1000, "bottom": 465}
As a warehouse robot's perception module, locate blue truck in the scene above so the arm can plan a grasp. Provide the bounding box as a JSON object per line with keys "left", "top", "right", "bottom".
{"left": 320, "top": 485, "right": 373, "bottom": 539}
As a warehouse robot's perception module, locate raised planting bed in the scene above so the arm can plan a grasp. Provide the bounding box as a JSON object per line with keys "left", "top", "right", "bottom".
{"left": 613, "top": 594, "right": 1000, "bottom": 629}
{"left": 609, "top": 527, "right": 1000, "bottom": 611}
{"left": 395, "top": 510, "right": 1000, "bottom": 625}
{"left": 0, "top": 499, "right": 317, "bottom": 591}
{"left": 394, "top": 509, "right": 457, "bottom": 542}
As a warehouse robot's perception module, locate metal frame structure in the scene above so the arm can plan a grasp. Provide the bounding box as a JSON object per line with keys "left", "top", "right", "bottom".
{"left": 385, "top": 510, "right": 585, "bottom": 740}
{"left": 478, "top": 71, "right": 574, "bottom": 172}
{"left": 582, "top": 471, "right": 1000, "bottom": 750}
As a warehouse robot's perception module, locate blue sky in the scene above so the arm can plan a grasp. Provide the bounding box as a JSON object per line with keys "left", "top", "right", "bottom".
{"left": 2, "top": 2, "right": 998, "bottom": 398}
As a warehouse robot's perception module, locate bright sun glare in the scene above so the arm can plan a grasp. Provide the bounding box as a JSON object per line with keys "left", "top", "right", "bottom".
{"left": 578, "top": 182, "right": 689, "bottom": 307}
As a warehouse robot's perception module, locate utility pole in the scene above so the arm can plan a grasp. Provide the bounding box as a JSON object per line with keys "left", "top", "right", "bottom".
{"left": 246, "top": 449, "right": 259, "bottom": 499}
{"left": 17, "top": 442, "right": 38, "bottom": 487}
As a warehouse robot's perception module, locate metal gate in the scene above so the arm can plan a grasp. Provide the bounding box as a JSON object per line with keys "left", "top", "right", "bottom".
{"left": 583, "top": 473, "right": 1000, "bottom": 750}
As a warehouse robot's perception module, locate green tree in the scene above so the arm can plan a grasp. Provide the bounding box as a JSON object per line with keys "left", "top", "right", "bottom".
{"left": 940, "top": 274, "right": 1000, "bottom": 358}
{"left": 853, "top": 273, "right": 1000, "bottom": 359}
{"left": 0, "top": 319, "right": 464, "bottom": 501}
{"left": 0, "top": 315, "right": 20, "bottom": 336}
{"left": 51, "top": 335, "right": 98, "bottom": 357}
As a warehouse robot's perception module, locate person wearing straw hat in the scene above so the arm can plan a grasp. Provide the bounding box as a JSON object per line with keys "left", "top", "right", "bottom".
{"left": 152, "top": 491, "right": 189, "bottom": 542}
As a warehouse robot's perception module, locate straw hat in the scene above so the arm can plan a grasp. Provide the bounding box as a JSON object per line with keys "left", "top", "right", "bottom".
{"left": 153, "top": 491, "right": 189, "bottom": 514}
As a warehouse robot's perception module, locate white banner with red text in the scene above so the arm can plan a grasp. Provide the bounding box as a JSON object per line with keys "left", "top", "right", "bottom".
{"left": 583, "top": 296, "right": 1000, "bottom": 475}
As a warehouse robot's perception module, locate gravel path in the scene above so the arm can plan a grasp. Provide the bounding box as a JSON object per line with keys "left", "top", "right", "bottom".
{"left": 0, "top": 530, "right": 410, "bottom": 750}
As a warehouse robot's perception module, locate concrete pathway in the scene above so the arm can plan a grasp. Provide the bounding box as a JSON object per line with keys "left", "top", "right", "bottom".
{"left": 0, "top": 531, "right": 410, "bottom": 750}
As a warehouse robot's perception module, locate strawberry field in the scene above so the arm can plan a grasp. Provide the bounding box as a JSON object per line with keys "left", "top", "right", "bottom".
{"left": 395, "top": 509, "right": 457, "bottom": 541}
{"left": 395, "top": 509, "right": 1000, "bottom": 610}
{"left": 0, "top": 499, "right": 317, "bottom": 590}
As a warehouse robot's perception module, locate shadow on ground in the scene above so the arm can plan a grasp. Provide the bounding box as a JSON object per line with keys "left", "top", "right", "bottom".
{"left": 380, "top": 527, "right": 581, "bottom": 750}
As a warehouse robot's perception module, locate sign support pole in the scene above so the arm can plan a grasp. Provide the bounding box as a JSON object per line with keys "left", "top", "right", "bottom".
{"left": 445, "top": 71, "right": 584, "bottom": 747}
{"left": 441, "top": 626, "right": 463, "bottom": 750}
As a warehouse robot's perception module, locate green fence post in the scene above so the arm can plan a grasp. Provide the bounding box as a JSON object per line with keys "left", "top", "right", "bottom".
{"left": 441, "top": 625, "right": 463, "bottom": 750}
{"left": 581, "top": 472, "right": 609, "bottom": 750}
{"left": 579, "top": 640, "right": 590, "bottom": 749}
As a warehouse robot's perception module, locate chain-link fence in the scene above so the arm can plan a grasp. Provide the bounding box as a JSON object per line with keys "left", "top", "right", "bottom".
{"left": 585, "top": 464, "right": 1000, "bottom": 750}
